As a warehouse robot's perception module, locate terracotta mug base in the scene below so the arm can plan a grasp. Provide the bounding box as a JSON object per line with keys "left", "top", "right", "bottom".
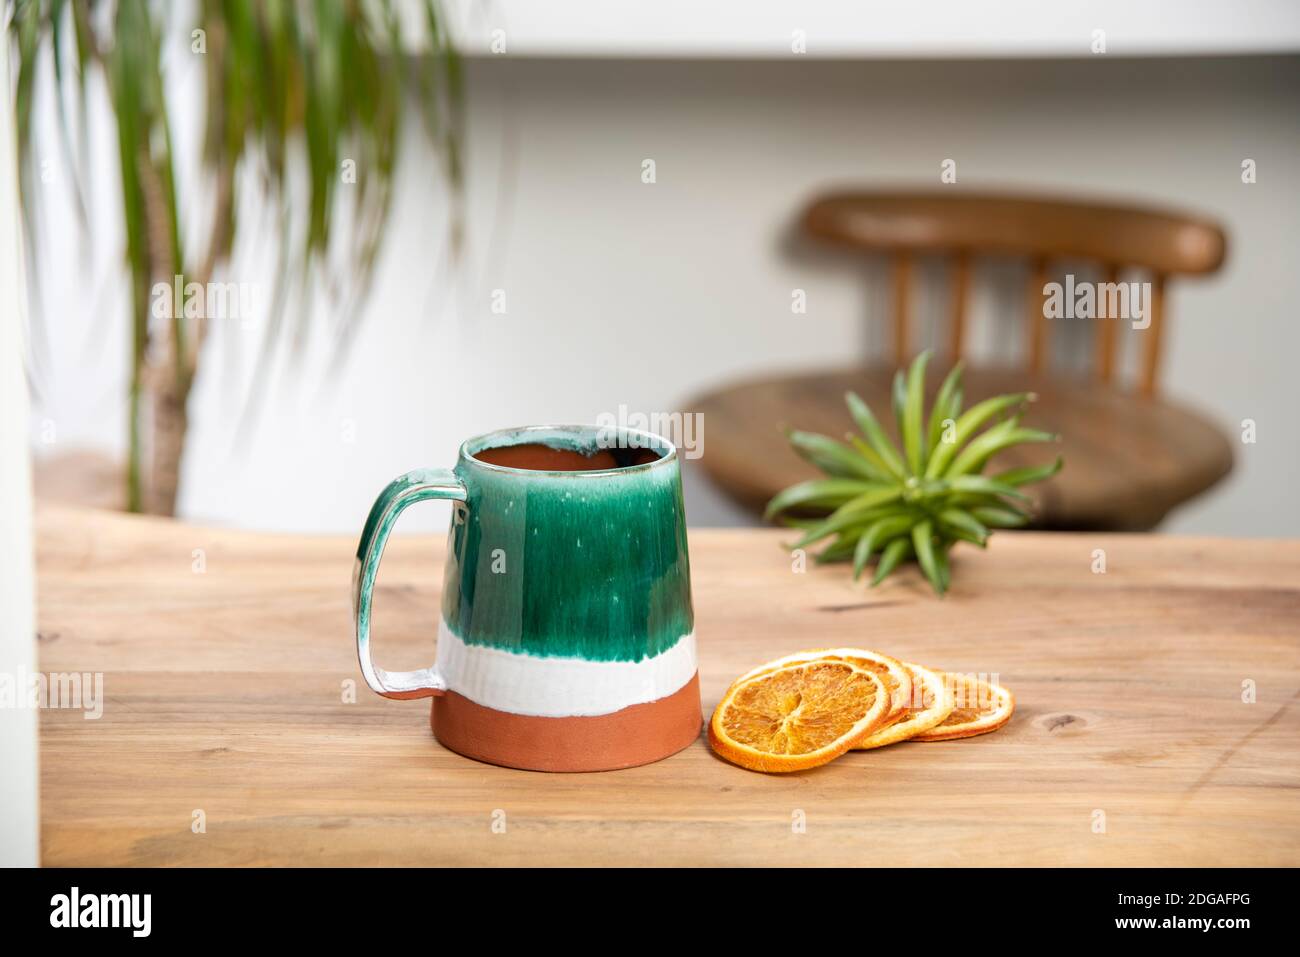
{"left": 431, "top": 673, "right": 703, "bottom": 772}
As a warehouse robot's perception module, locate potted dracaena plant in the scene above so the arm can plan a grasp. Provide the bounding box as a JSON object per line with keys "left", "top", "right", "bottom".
{"left": 765, "top": 351, "right": 1063, "bottom": 595}
{"left": 9, "top": 0, "right": 463, "bottom": 514}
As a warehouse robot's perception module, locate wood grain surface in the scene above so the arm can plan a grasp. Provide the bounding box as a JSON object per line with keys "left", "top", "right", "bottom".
{"left": 35, "top": 505, "right": 1300, "bottom": 866}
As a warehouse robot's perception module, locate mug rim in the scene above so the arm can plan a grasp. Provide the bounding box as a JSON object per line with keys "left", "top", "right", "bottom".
{"left": 458, "top": 423, "right": 679, "bottom": 477}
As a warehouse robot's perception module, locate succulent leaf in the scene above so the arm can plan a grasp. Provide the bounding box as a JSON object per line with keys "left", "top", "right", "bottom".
{"left": 845, "top": 391, "right": 906, "bottom": 479}
{"left": 925, "top": 392, "right": 1032, "bottom": 477}
{"left": 911, "top": 519, "right": 944, "bottom": 595}
{"left": 946, "top": 475, "right": 1032, "bottom": 502}
{"left": 938, "top": 508, "right": 989, "bottom": 544}
{"left": 995, "top": 456, "right": 1065, "bottom": 487}
{"left": 927, "top": 362, "right": 964, "bottom": 452}
{"left": 852, "top": 514, "right": 915, "bottom": 581}
{"left": 891, "top": 370, "right": 907, "bottom": 439}
{"left": 971, "top": 505, "right": 1031, "bottom": 528}
{"left": 872, "top": 537, "right": 913, "bottom": 587}
{"left": 902, "top": 351, "right": 930, "bottom": 476}
{"left": 789, "top": 492, "right": 905, "bottom": 549}
{"left": 948, "top": 425, "right": 1055, "bottom": 478}
{"left": 763, "top": 478, "right": 874, "bottom": 520}
{"left": 786, "top": 430, "right": 886, "bottom": 481}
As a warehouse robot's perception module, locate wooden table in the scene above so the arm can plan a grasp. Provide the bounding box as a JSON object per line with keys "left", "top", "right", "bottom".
{"left": 37, "top": 506, "right": 1300, "bottom": 866}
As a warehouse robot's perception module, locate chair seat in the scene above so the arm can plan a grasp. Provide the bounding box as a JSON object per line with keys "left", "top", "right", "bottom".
{"left": 688, "top": 365, "right": 1234, "bottom": 531}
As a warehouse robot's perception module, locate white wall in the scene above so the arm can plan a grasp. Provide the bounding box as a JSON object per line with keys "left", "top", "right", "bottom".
{"left": 27, "top": 55, "right": 1300, "bottom": 536}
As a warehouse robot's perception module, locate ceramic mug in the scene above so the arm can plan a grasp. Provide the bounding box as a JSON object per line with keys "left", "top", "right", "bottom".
{"left": 352, "top": 424, "right": 702, "bottom": 771}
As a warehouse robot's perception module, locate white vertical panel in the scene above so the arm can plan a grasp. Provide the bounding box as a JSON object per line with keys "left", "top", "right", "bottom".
{"left": 0, "top": 30, "right": 40, "bottom": 868}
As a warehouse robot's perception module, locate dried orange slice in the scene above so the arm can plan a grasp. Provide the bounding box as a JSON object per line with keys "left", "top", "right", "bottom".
{"left": 709, "top": 659, "right": 890, "bottom": 772}
{"left": 734, "top": 647, "right": 913, "bottom": 725}
{"left": 913, "top": 672, "right": 1014, "bottom": 741}
{"left": 854, "top": 661, "right": 955, "bottom": 749}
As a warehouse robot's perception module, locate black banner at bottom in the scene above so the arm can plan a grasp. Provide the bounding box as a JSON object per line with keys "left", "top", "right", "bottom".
{"left": 0, "top": 866, "right": 1279, "bottom": 942}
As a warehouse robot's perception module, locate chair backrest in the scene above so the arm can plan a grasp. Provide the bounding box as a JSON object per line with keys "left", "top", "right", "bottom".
{"left": 802, "top": 191, "right": 1227, "bottom": 396}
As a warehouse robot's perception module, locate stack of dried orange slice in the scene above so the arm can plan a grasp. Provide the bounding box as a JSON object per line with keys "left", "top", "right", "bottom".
{"left": 708, "top": 648, "right": 1015, "bottom": 773}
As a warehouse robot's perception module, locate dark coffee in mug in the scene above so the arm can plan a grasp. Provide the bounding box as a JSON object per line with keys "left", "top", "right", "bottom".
{"left": 473, "top": 442, "right": 663, "bottom": 472}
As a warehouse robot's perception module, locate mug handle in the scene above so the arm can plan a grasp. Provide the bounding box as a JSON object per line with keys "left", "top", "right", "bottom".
{"left": 353, "top": 468, "right": 468, "bottom": 700}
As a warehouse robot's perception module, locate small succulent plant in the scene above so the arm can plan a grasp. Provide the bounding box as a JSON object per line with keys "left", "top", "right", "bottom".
{"left": 766, "top": 351, "right": 1062, "bottom": 595}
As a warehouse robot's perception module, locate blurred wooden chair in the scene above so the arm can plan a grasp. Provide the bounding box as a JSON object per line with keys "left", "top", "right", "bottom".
{"left": 690, "top": 191, "right": 1234, "bottom": 530}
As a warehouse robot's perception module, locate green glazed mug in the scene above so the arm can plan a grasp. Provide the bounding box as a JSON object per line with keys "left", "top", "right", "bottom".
{"left": 353, "top": 424, "right": 702, "bottom": 771}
